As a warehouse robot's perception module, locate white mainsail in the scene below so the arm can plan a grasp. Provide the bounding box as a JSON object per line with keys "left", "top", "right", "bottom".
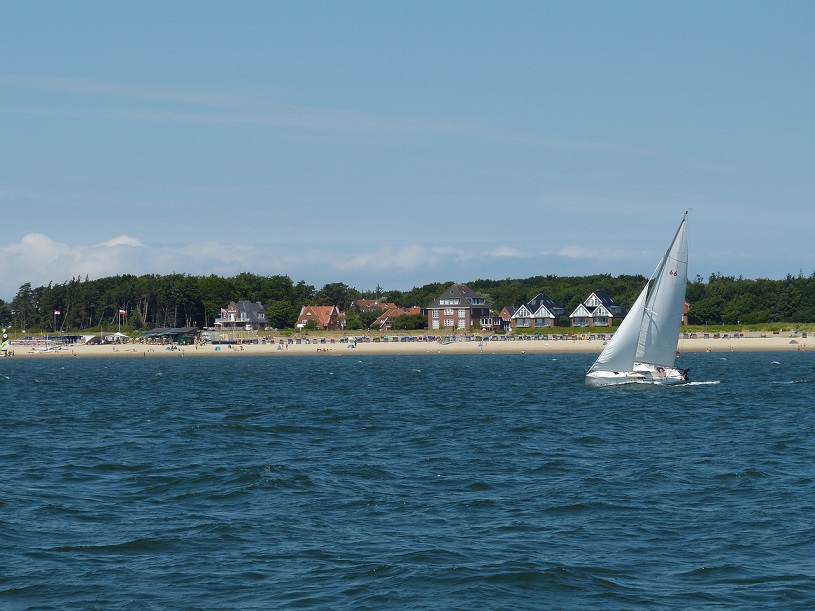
{"left": 636, "top": 216, "right": 688, "bottom": 368}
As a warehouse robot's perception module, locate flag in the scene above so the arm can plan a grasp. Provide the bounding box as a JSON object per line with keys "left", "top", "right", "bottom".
{"left": 54, "top": 310, "right": 61, "bottom": 315}
{"left": 119, "top": 309, "right": 127, "bottom": 315}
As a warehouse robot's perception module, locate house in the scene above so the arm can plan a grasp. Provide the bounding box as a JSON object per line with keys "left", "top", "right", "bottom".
{"left": 479, "top": 308, "right": 507, "bottom": 332}
{"left": 295, "top": 305, "right": 344, "bottom": 331}
{"left": 215, "top": 300, "right": 268, "bottom": 331}
{"left": 426, "top": 283, "right": 491, "bottom": 331}
{"left": 498, "top": 306, "right": 517, "bottom": 331}
{"left": 140, "top": 326, "right": 200, "bottom": 345}
{"left": 511, "top": 292, "right": 567, "bottom": 330}
{"left": 569, "top": 290, "right": 625, "bottom": 327}
{"left": 683, "top": 299, "right": 690, "bottom": 326}
{"left": 351, "top": 299, "right": 398, "bottom": 313}
{"left": 372, "top": 305, "right": 423, "bottom": 330}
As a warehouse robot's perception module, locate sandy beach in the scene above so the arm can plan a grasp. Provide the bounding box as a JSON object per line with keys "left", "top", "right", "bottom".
{"left": 6, "top": 332, "right": 811, "bottom": 358}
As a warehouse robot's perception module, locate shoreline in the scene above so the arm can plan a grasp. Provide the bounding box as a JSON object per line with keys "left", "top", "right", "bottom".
{"left": 5, "top": 334, "right": 811, "bottom": 358}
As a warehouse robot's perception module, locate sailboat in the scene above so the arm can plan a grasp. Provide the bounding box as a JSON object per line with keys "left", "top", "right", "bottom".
{"left": 585, "top": 212, "right": 690, "bottom": 386}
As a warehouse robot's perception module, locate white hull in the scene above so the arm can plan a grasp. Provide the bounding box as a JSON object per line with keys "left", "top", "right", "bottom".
{"left": 585, "top": 363, "right": 689, "bottom": 386}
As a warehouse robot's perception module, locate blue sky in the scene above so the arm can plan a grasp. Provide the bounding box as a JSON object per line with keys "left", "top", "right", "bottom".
{"left": 2, "top": 2, "right": 814, "bottom": 301}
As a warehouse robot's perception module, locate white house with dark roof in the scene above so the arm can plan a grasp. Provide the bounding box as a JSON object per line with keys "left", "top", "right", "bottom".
{"left": 569, "top": 290, "right": 625, "bottom": 327}
{"left": 426, "top": 284, "right": 490, "bottom": 331}
{"left": 511, "top": 292, "right": 567, "bottom": 329}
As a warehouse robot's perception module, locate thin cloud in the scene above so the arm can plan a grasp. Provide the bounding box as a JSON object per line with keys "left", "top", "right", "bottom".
{"left": 554, "top": 245, "right": 603, "bottom": 260}
{"left": 335, "top": 245, "right": 446, "bottom": 272}
{"left": 1, "top": 73, "right": 488, "bottom": 134}
{"left": 0, "top": 73, "right": 247, "bottom": 109}
{"left": 489, "top": 246, "right": 523, "bottom": 258}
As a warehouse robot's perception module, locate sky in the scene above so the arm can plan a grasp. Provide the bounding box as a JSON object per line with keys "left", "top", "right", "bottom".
{"left": 2, "top": 2, "right": 814, "bottom": 301}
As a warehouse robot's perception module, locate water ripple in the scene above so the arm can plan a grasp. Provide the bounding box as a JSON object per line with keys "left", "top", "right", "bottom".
{"left": 1, "top": 352, "right": 814, "bottom": 608}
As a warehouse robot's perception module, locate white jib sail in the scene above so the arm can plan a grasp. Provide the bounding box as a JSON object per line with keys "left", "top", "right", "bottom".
{"left": 588, "top": 282, "right": 649, "bottom": 373}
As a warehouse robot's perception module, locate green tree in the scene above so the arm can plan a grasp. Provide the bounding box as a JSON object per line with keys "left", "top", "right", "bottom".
{"left": 11, "top": 283, "right": 35, "bottom": 331}
{"left": 687, "top": 297, "right": 723, "bottom": 326}
{"left": 390, "top": 313, "right": 427, "bottom": 330}
{"left": 358, "top": 309, "right": 382, "bottom": 329}
{"left": 0, "top": 300, "right": 11, "bottom": 327}
{"left": 344, "top": 311, "right": 365, "bottom": 330}
{"left": 266, "top": 301, "right": 298, "bottom": 329}
{"left": 314, "top": 282, "right": 360, "bottom": 311}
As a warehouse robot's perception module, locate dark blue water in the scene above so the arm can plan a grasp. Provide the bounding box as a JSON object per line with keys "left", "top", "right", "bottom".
{"left": 1, "top": 351, "right": 814, "bottom": 609}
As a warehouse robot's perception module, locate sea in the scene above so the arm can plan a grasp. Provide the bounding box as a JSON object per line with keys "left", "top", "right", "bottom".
{"left": 1, "top": 350, "right": 813, "bottom": 610}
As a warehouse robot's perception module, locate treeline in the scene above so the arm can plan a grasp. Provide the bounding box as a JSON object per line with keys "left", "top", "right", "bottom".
{"left": 0, "top": 273, "right": 450, "bottom": 332}
{"left": 2, "top": 270, "right": 815, "bottom": 332}
{"left": 468, "top": 271, "right": 815, "bottom": 326}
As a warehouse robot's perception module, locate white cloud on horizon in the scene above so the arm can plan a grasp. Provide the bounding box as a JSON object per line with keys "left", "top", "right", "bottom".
{"left": 100, "top": 235, "right": 145, "bottom": 248}
{"left": 489, "top": 246, "right": 523, "bottom": 258}
{"left": 0, "top": 234, "right": 509, "bottom": 299}
{"left": 0, "top": 232, "right": 683, "bottom": 301}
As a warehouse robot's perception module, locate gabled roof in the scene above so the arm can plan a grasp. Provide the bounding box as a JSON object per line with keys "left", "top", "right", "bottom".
{"left": 427, "top": 283, "right": 487, "bottom": 308}
{"left": 353, "top": 299, "right": 398, "bottom": 312}
{"left": 234, "top": 300, "right": 266, "bottom": 322}
{"left": 235, "top": 300, "right": 264, "bottom": 312}
{"left": 513, "top": 305, "right": 532, "bottom": 318}
{"left": 590, "top": 304, "right": 614, "bottom": 317}
{"left": 500, "top": 306, "right": 517, "bottom": 319}
{"left": 372, "top": 306, "right": 422, "bottom": 329}
{"left": 526, "top": 292, "right": 566, "bottom": 318}
{"left": 587, "top": 290, "right": 626, "bottom": 316}
{"left": 298, "top": 305, "right": 339, "bottom": 327}
{"left": 570, "top": 291, "right": 626, "bottom": 318}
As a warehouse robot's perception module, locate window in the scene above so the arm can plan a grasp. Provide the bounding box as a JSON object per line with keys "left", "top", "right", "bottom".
{"left": 444, "top": 308, "right": 454, "bottom": 316}
{"left": 458, "top": 309, "right": 466, "bottom": 318}
{"left": 432, "top": 310, "right": 439, "bottom": 319}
